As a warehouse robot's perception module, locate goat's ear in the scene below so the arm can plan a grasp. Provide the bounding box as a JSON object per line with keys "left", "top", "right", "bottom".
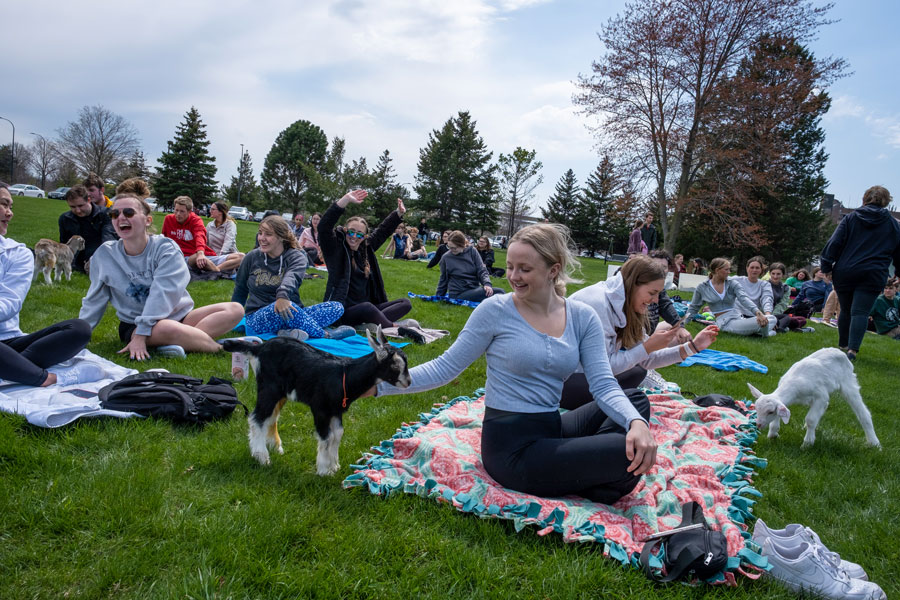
{"left": 777, "top": 403, "right": 791, "bottom": 424}
{"left": 375, "top": 324, "right": 388, "bottom": 346}
{"left": 366, "top": 328, "right": 388, "bottom": 361}
{"left": 747, "top": 383, "right": 763, "bottom": 399}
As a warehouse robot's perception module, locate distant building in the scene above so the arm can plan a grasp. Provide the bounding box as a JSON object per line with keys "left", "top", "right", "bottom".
{"left": 822, "top": 193, "right": 900, "bottom": 224}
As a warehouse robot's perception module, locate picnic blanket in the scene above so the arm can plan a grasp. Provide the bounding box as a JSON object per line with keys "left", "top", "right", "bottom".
{"left": 344, "top": 388, "right": 768, "bottom": 585}
{"left": 407, "top": 292, "right": 480, "bottom": 309}
{"left": 232, "top": 318, "right": 407, "bottom": 358}
{"left": 679, "top": 349, "right": 768, "bottom": 374}
{"left": 0, "top": 350, "right": 140, "bottom": 427}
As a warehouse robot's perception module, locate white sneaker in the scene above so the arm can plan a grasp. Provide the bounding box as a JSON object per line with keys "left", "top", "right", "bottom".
{"left": 52, "top": 363, "right": 107, "bottom": 387}
{"left": 762, "top": 539, "right": 885, "bottom": 599}
{"left": 753, "top": 518, "right": 867, "bottom": 580}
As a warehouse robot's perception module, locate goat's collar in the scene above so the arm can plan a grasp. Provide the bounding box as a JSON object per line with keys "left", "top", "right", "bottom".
{"left": 341, "top": 370, "right": 348, "bottom": 409}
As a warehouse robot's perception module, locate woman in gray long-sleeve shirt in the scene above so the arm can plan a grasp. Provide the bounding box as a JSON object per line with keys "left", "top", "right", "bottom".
{"left": 79, "top": 194, "right": 244, "bottom": 360}
{"left": 376, "top": 224, "right": 656, "bottom": 504}
{"left": 436, "top": 231, "right": 505, "bottom": 302}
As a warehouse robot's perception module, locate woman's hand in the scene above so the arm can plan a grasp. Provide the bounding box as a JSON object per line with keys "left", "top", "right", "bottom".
{"left": 672, "top": 326, "right": 693, "bottom": 344}
{"left": 337, "top": 189, "right": 368, "bottom": 208}
{"left": 274, "top": 298, "right": 298, "bottom": 322}
{"left": 483, "top": 285, "right": 494, "bottom": 298}
{"left": 643, "top": 326, "right": 680, "bottom": 353}
{"left": 626, "top": 420, "right": 657, "bottom": 475}
{"left": 755, "top": 311, "right": 768, "bottom": 327}
{"left": 692, "top": 325, "right": 719, "bottom": 351}
{"left": 118, "top": 334, "right": 150, "bottom": 361}
{"left": 397, "top": 198, "right": 407, "bottom": 216}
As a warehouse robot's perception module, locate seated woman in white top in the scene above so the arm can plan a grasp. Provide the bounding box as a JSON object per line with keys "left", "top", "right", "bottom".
{"left": 79, "top": 193, "right": 244, "bottom": 360}
{"left": 683, "top": 257, "right": 776, "bottom": 337}
{"left": 205, "top": 201, "right": 245, "bottom": 272}
{"left": 561, "top": 255, "right": 719, "bottom": 408}
{"left": 372, "top": 224, "right": 656, "bottom": 504}
{"left": 732, "top": 255, "right": 786, "bottom": 333}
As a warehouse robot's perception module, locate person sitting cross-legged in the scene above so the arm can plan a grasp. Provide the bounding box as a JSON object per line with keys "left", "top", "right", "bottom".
{"left": 437, "top": 231, "right": 505, "bottom": 302}
{"left": 163, "top": 195, "right": 242, "bottom": 273}
{"left": 58, "top": 184, "right": 116, "bottom": 274}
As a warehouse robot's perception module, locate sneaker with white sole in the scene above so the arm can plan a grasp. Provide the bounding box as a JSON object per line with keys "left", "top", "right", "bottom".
{"left": 395, "top": 318, "right": 421, "bottom": 329}
{"left": 156, "top": 345, "right": 186, "bottom": 358}
{"left": 277, "top": 329, "right": 309, "bottom": 341}
{"left": 762, "top": 539, "right": 885, "bottom": 599}
{"left": 753, "top": 518, "right": 867, "bottom": 580}
{"left": 51, "top": 363, "right": 107, "bottom": 387}
{"left": 325, "top": 325, "right": 356, "bottom": 340}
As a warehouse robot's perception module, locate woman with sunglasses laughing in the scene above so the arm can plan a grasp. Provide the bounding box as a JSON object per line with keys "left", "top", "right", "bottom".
{"left": 79, "top": 192, "right": 244, "bottom": 360}
{"left": 319, "top": 190, "right": 415, "bottom": 329}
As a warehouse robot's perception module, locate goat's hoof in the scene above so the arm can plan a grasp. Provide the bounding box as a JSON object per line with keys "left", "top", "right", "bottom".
{"left": 317, "top": 464, "right": 340, "bottom": 476}
{"left": 252, "top": 451, "right": 271, "bottom": 465}
{"left": 276, "top": 445, "right": 284, "bottom": 455}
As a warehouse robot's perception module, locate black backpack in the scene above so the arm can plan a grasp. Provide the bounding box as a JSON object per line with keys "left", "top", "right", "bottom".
{"left": 99, "top": 372, "right": 246, "bottom": 425}
{"left": 785, "top": 298, "right": 814, "bottom": 319}
{"left": 693, "top": 393, "right": 747, "bottom": 415}
{"left": 640, "top": 501, "right": 729, "bottom": 583}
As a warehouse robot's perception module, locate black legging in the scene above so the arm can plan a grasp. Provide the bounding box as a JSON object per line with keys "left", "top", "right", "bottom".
{"left": 481, "top": 388, "right": 651, "bottom": 504}
{"left": 835, "top": 287, "right": 881, "bottom": 352}
{"left": 559, "top": 367, "right": 647, "bottom": 411}
{"left": 0, "top": 319, "right": 92, "bottom": 386}
{"left": 339, "top": 298, "right": 412, "bottom": 328}
{"left": 454, "top": 286, "right": 506, "bottom": 303}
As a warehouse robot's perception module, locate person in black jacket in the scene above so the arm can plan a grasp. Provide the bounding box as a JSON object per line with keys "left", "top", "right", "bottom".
{"left": 640, "top": 213, "right": 657, "bottom": 252}
{"left": 476, "top": 236, "right": 505, "bottom": 277}
{"left": 58, "top": 185, "right": 116, "bottom": 273}
{"left": 820, "top": 185, "right": 900, "bottom": 360}
{"left": 319, "top": 190, "right": 413, "bottom": 328}
{"left": 426, "top": 230, "right": 450, "bottom": 269}
{"left": 648, "top": 250, "right": 692, "bottom": 343}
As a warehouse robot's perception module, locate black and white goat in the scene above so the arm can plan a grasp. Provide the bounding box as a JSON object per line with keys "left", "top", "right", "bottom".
{"left": 222, "top": 327, "right": 411, "bottom": 473}
{"left": 747, "top": 347, "right": 880, "bottom": 448}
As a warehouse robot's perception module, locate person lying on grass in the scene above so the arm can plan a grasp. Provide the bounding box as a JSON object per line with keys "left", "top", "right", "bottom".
{"left": 367, "top": 223, "right": 656, "bottom": 504}
{"left": 79, "top": 193, "right": 244, "bottom": 360}
{"left": 231, "top": 214, "right": 350, "bottom": 340}
{"left": 0, "top": 181, "right": 101, "bottom": 387}
{"left": 561, "top": 254, "right": 718, "bottom": 408}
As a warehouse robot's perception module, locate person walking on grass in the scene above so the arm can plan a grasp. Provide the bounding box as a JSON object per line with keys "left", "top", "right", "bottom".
{"left": 369, "top": 224, "right": 656, "bottom": 504}
{"left": 820, "top": 185, "right": 900, "bottom": 360}
{"left": 80, "top": 192, "right": 244, "bottom": 360}
{"left": 0, "top": 181, "right": 101, "bottom": 387}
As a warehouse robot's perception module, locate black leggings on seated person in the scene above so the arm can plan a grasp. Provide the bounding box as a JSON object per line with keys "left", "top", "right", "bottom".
{"left": 481, "top": 388, "right": 651, "bottom": 504}
{"left": 454, "top": 286, "right": 506, "bottom": 303}
{"left": 339, "top": 298, "right": 412, "bottom": 328}
{"left": 559, "top": 367, "right": 647, "bottom": 411}
{"left": 0, "top": 319, "right": 92, "bottom": 386}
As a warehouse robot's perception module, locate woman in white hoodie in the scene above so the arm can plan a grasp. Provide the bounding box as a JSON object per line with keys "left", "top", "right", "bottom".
{"left": 563, "top": 255, "right": 718, "bottom": 409}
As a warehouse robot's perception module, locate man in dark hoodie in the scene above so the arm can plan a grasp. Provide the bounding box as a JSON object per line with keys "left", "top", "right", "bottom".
{"left": 820, "top": 185, "right": 900, "bottom": 360}
{"left": 58, "top": 185, "right": 116, "bottom": 273}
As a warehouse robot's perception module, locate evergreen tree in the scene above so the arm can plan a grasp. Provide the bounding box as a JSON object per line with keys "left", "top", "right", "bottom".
{"left": 261, "top": 120, "right": 329, "bottom": 217}
{"left": 542, "top": 169, "right": 580, "bottom": 229}
{"left": 124, "top": 150, "right": 151, "bottom": 181}
{"left": 221, "top": 150, "right": 261, "bottom": 210}
{"left": 370, "top": 149, "right": 407, "bottom": 221}
{"left": 415, "top": 111, "right": 498, "bottom": 233}
{"left": 154, "top": 107, "right": 218, "bottom": 208}
{"left": 497, "top": 147, "right": 542, "bottom": 238}
{"left": 576, "top": 155, "right": 622, "bottom": 255}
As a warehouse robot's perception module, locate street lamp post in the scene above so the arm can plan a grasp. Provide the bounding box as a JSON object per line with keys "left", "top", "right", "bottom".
{"left": 236, "top": 143, "right": 244, "bottom": 207}
{"left": 30, "top": 132, "right": 48, "bottom": 190}
{"left": 0, "top": 117, "right": 15, "bottom": 183}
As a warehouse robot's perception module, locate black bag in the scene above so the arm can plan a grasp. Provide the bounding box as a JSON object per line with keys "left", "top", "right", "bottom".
{"left": 640, "top": 501, "right": 729, "bottom": 582}
{"left": 693, "top": 393, "right": 747, "bottom": 415}
{"left": 99, "top": 372, "right": 246, "bottom": 425}
{"left": 785, "top": 298, "right": 814, "bottom": 319}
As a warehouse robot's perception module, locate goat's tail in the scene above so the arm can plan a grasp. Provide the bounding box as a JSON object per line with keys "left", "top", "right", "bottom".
{"left": 840, "top": 373, "right": 881, "bottom": 447}
{"left": 221, "top": 339, "right": 264, "bottom": 355}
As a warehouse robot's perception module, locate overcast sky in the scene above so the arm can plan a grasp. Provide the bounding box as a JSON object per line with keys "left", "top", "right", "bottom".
{"left": 2, "top": 0, "right": 897, "bottom": 210}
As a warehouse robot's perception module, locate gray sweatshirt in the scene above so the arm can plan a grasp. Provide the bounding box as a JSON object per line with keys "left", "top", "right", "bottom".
{"left": 79, "top": 236, "right": 194, "bottom": 336}
{"left": 231, "top": 247, "right": 307, "bottom": 314}
{"left": 684, "top": 278, "right": 759, "bottom": 321}
{"left": 731, "top": 276, "right": 774, "bottom": 315}
{"left": 436, "top": 246, "right": 490, "bottom": 297}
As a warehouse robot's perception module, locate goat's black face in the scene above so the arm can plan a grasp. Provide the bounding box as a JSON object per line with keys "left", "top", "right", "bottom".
{"left": 367, "top": 326, "right": 412, "bottom": 388}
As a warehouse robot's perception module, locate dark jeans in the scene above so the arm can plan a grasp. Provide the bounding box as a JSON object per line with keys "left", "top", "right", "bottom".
{"left": 559, "top": 367, "right": 647, "bottom": 411}
{"left": 340, "top": 298, "right": 412, "bottom": 328}
{"left": 0, "top": 319, "right": 92, "bottom": 386}
{"left": 835, "top": 287, "right": 881, "bottom": 352}
{"left": 481, "top": 388, "right": 651, "bottom": 504}
{"left": 454, "top": 286, "right": 506, "bottom": 303}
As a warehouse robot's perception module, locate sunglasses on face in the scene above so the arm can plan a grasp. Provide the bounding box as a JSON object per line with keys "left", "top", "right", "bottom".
{"left": 346, "top": 230, "right": 365, "bottom": 239}
{"left": 110, "top": 207, "right": 138, "bottom": 219}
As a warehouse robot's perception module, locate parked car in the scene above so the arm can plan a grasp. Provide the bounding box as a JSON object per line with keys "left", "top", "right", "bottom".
{"left": 490, "top": 235, "right": 507, "bottom": 248}
{"left": 228, "top": 206, "right": 252, "bottom": 220}
{"left": 48, "top": 187, "right": 70, "bottom": 199}
{"left": 145, "top": 197, "right": 159, "bottom": 211}
{"left": 9, "top": 184, "right": 45, "bottom": 198}
{"left": 253, "top": 211, "right": 266, "bottom": 222}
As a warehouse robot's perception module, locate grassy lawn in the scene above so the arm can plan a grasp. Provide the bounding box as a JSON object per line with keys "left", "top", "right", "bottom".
{"left": 1, "top": 197, "right": 897, "bottom": 599}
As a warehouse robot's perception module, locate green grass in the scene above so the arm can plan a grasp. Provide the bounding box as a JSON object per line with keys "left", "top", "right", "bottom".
{"left": 2, "top": 197, "right": 897, "bottom": 598}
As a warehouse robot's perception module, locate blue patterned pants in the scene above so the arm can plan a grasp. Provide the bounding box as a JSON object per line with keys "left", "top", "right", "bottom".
{"left": 246, "top": 301, "right": 344, "bottom": 338}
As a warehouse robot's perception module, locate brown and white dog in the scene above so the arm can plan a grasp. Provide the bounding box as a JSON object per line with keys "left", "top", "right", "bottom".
{"left": 33, "top": 236, "right": 85, "bottom": 284}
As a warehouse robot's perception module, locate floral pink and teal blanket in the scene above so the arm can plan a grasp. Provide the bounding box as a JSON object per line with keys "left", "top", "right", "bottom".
{"left": 344, "top": 388, "right": 768, "bottom": 584}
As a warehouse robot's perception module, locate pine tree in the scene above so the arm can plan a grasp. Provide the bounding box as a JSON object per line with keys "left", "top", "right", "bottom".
{"left": 497, "top": 147, "right": 542, "bottom": 238}
{"left": 575, "top": 156, "right": 622, "bottom": 255}
{"left": 124, "top": 150, "right": 151, "bottom": 181}
{"left": 370, "top": 149, "right": 403, "bottom": 221}
{"left": 416, "top": 112, "right": 498, "bottom": 233}
{"left": 154, "top": 107, "right": 218, "bottom": 208}
{"left": 542, "top": 169, "right": 580, "bottom": 229}
{"left": 221, "top": 150, "right": 261, "bottom": 210}
{"left": 261, "top": 120, "right": 329, "bottom": 217}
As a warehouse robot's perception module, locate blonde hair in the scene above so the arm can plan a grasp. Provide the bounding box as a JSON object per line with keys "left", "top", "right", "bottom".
{"left": 509, "top": 223, "right": 582, "bottom": 297}
{"left": 708, "top": 257, "right": 731, "bottom": 279}
{"left": 862, "top": 185, "right": 892, "bottom": 208}
{"left": 259, "top": 215, "right": 299, "bottom": 250}
{"left": 115, "top": 177, "right": 151, "bottom": 200}
{"left": 617, "top": 255, "right": 666, "bottom": 349}
{"left": 173, "top": 195, "right": 193, "bottom": 211}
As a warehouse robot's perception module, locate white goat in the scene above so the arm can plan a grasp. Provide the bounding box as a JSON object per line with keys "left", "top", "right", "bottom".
{"left": 747, "top": 347, "right": 880, "bottom": 448}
